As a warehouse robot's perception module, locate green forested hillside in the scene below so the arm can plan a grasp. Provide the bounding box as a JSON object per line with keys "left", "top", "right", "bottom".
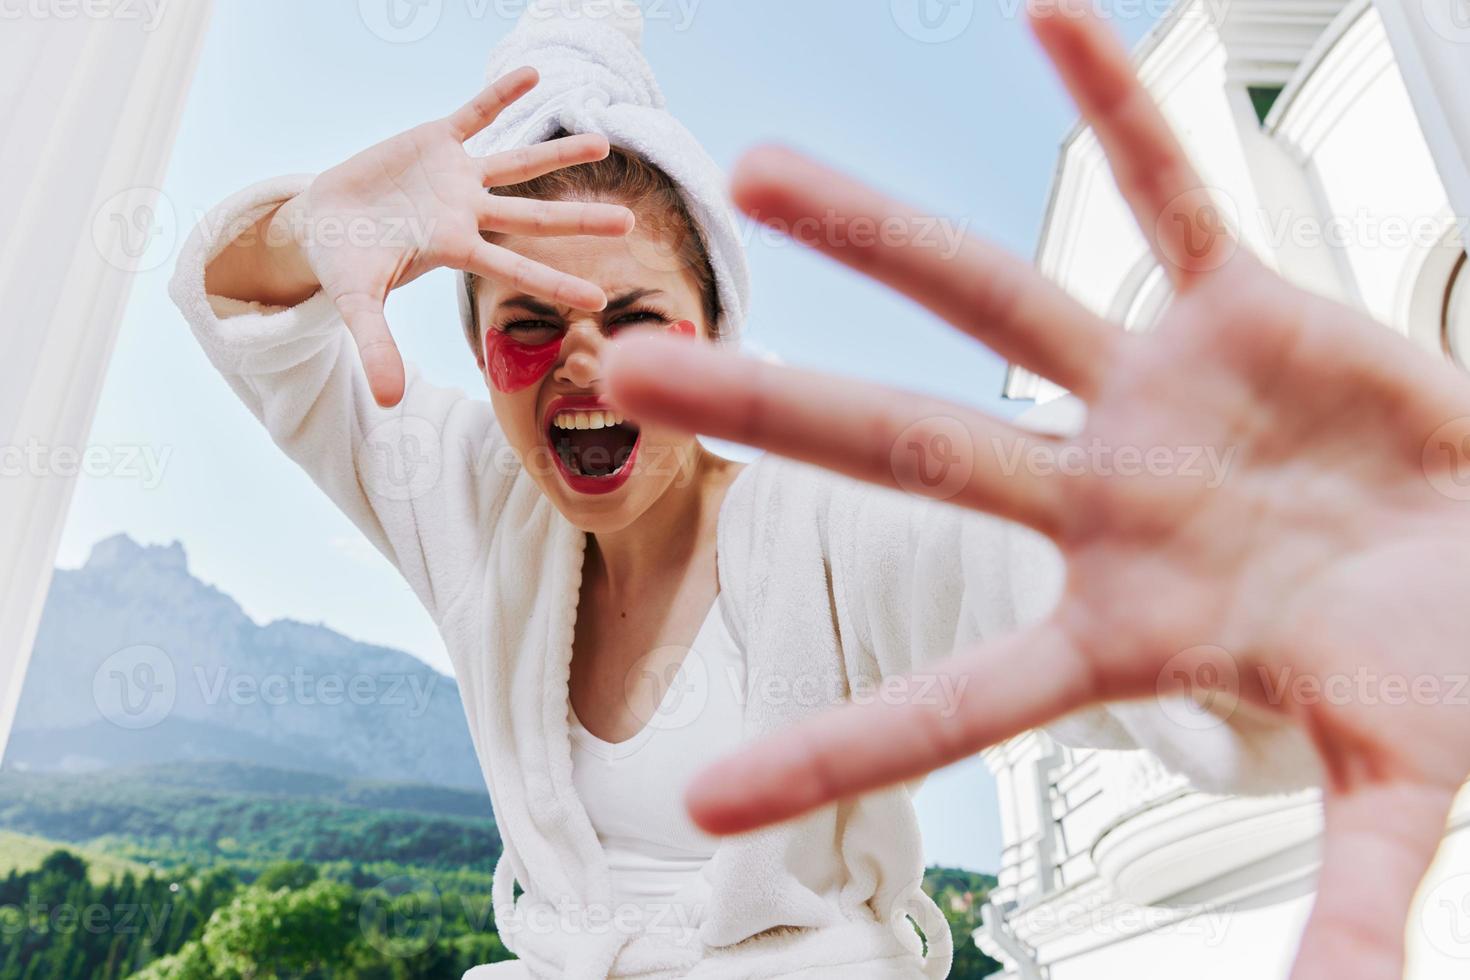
{"left": 0, "top": 765, "right": 1001, "bottom": 978}
{"left": 0, "top": 849, "right": 508, "bottom": 980}
{"left": 0, "top": 765, "right": 500, "bottom": 877}
{"left": 117, "top": 761, "right": 494, "bottom": 820}
{"left": 926, "top": 866, "right": 1003, "bottom": 977}
{"left": 0, "top": 831, "right": 150, "bottom": 884}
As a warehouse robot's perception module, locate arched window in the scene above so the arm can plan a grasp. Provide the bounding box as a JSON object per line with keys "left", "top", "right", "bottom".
{"left": 1122, "top": 265, "right": 1174, "bottom": 332}
{"left": 1403, "top": 228, "right": 1466, "bottom": 365}
{"left": 1443, "top": 252, "right": 1470, "bottom": 368}
{"left": 1109, "top": 256, "right": 1174, "bottom": 334}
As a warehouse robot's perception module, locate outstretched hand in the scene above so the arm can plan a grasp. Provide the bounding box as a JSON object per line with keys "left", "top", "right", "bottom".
{"left": 234, "top": 67, "right": 634, "bottom": 406}
{"left": 604, "top": 4, "right": 1470, "bottom": 978}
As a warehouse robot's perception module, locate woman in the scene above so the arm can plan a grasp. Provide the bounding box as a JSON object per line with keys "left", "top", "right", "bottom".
{"left": 172, "top": 2, "right": 1018, "bottom": 976}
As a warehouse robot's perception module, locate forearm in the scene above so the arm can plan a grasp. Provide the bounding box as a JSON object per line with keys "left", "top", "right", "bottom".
{"left": 203, "top": 194, "right": 319, "bottom": 307}
{"left": 175, "top": 188, "right": 488, "bottom": 623}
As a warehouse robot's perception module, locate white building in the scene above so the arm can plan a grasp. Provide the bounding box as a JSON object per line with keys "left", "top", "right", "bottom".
{"left": 981, "top": 1, "right": 1470, "bottom": 977}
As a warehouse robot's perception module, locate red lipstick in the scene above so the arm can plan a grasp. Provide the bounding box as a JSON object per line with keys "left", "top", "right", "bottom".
{"left": 542, "top": 394, "right": 641, "bottom": 496}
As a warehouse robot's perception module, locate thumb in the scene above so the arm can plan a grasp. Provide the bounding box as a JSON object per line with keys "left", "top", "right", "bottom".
{"left": 1290, "top": 781, "right": 1456, "bottom": 980}
{"left": 334, "top": 290, "right": 405, "bottom": 408}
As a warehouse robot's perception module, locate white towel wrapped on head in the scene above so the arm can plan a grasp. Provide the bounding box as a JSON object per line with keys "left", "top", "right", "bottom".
{"left": 460, "top": 0, "right": 749, "bottom": 348}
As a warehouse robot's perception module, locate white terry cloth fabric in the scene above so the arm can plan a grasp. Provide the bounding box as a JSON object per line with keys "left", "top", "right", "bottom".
{"left": 457, "top": 0, "right": 750, "bottom": 350}
{"left": 570, "top": 592, "right": 746, "bottom": 911}
{"left": 464, "top": 964, "right": 533, "bottom": 979}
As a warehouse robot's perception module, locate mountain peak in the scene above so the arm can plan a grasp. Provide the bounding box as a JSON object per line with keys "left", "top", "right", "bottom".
{"left": 86, "top": 534, "right": 189, "bottom": 574}
{"left": 17, "top": 536, "right": 481, "bottom": 790}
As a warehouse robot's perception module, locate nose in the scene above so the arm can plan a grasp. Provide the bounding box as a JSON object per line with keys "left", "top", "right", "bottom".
{"left": 552, "top": 322, "right": 606, "bottom": 389}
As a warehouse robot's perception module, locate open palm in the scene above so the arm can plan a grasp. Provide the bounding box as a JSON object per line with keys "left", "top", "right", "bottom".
{"left": 603, "top": 5, "right": 1470, "bottom": 979}
{"left": 273, "top": 67, "right": 632, "bottom": 405}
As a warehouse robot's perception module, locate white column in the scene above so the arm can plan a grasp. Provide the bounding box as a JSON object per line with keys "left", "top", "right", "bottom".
{"left": 1373, "top": 0, "right": 1470, "bottom": 219}
{"left": 0, "top": 1, "right": 213, "bottom": 762}
{"left": 1364, "top": 44, "right": 1470, "bottom": 957}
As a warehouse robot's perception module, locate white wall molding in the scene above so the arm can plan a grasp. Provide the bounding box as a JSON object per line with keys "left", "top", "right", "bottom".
{"left": 1213, "top": 0, "right": 1354, "bottom": 86}
{"left": 1373, "top": 0, "right": 1470, "bottom": 220}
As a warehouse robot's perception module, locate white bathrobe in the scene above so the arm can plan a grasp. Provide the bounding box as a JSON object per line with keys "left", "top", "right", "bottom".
{"left": 170, "top": 176, "right": 1316, "bottom": 979}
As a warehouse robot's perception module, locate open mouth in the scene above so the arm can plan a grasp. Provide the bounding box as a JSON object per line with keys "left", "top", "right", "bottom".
{"left": 546, "top": 402, "right": 642, "bottom": 489}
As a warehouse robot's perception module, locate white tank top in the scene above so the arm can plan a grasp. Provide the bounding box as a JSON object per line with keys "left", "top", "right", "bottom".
{"left": 569, "top": 595, "right": 746, "bottom": 909}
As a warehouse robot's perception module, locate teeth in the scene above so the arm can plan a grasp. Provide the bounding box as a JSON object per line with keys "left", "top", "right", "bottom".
{"left": 552, "top": 409, "right": 625, "bottom": 431}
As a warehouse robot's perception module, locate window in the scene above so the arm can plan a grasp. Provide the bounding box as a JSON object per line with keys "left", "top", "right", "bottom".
{"left": 1443, "top": 252, "right": 1470, "bottom": 368}
{"left": 1248, "top": 85, "right": 1285, "bottom": 126}
{"left": 1108, "top": 256, "right": 1175, "bottom": 334}
{"left": 1122, "top": 264, "right": 1175, "bottom": 332}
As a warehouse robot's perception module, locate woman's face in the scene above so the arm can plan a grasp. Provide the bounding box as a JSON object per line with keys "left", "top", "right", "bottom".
{"left": 475, "top": 212, "right": 712, "bottom": 534}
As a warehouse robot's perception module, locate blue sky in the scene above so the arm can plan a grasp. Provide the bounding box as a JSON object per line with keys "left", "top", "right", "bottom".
{"left": 55, "top": 0, "right": 1159, "bottom": 872}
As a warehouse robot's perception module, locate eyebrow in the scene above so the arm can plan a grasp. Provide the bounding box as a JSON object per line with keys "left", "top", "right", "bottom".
{"left": 496, "top": 288, "right": 665, "bottom": 318}
{"left": 605, "top": 288, "right": 664, "bottom": 313}
{"left": 496, "top": 295, "right": 560, "bottom": 317}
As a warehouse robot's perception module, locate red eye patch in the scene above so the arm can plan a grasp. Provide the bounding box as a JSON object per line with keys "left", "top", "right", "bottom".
{"left": 484, "top": 329, "right": 563, "bottom": 394}
{"left": 483, "top": 320, "right": 698, "bottom": 394}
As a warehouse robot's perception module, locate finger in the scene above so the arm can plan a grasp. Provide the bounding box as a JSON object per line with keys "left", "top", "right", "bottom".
{"left": 730, "top": 145, "right": 1119, "bottom": 401}
{"left": 457, "top": 241, "right": 607, "bottom": 312}
{"left": 1290, "top": 783, "right": 1455, "bottom": 980}
{"left": 478, "top": 196, "right": 635, "bottom": 238}
{"left": 605, "top": 335, "right": 1067, "bottom": 537}
{"left": 1028, "top": 0, "right": 1236, "bottom": 286}
{"left": 481, "top": 134, "right": 612, "bottom": 188}
{"left": 686, "top": 620, "right": 1102, "bottom": 835}
{"left": 446, "top": 67, "right": 539, "bottom": 143}
{"left": 332, "top": 290, "right": 405, "bottom": 408}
